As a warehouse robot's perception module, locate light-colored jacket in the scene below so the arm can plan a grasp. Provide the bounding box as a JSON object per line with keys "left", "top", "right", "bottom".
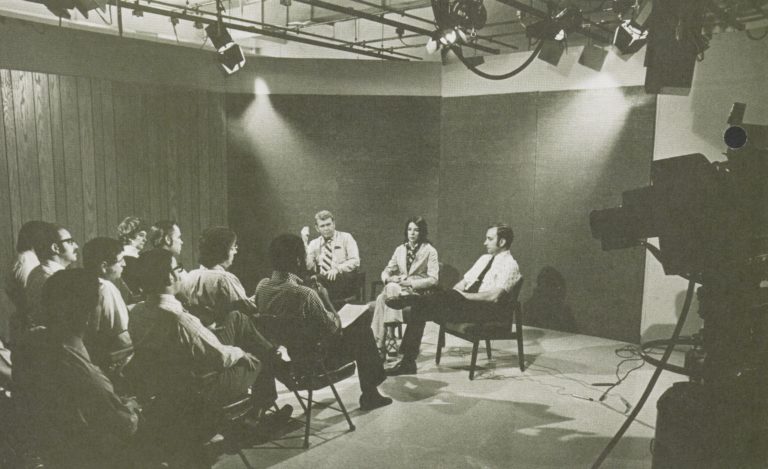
{"left": 380, "top": 243, "right": 439, "bottom": 291}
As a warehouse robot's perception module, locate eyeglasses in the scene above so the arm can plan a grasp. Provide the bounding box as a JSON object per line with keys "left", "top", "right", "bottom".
{"left": 172, "top": 263, "right": 185, "bottom": 274}
{"left": 57, "top": 238, "right": 76, "bottom": 246}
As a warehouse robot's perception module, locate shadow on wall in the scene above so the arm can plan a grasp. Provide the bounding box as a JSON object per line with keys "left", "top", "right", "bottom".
{"left": 641, "top": 287, "right": 702, "bottom": 342}
{"left": 523, "top": 267, "right": 578, "bottom": 334}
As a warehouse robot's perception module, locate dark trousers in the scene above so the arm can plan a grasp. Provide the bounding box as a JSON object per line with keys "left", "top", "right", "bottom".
{"left": 400, "top": 290, "right": 505, "bottom": 361}
{"left": 212, "top": 310, "right": 277, "bottom": 407}
{"left": 317, "top": 271, "right": 360, "bottom": 303}
{"left": 325, "top": 309, "right": 386, "bottom": 393}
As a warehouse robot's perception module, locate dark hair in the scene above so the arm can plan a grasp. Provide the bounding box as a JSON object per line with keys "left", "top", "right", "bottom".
{"left": 82, "top": 237, "right": 124, "bottom": 271}
{"left": 403, "top": 216, "right": 429, "bottom": 245}
{"left": 16, "top": 220, "right": 50, "bottom": 253}
{"left": 489, "top": 223, "right": 514, "bottom": 249}
{"left": 148, "top": 220, "right": 177, "bottom": 249}
{"left": 137, "top": 248, "right": 175, "bottom": 294}
{"left": 199, "top": 227, "right": 237, "bottom": 268}
{"left": 33, "top": 223, "right": 65, "bottom": 261}
{"left": 117, "top": 216, "right": 146, "bottom": 245}
{"left": 269, "top": 234, "right": 306, "bottom": 275}
{"left": 42, "top": 268, "right": 100, "bottom": 334}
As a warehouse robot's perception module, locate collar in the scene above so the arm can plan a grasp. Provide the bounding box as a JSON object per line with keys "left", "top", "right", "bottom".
{"left": 61, "top": 336, "right": 91, "bottom": 362}
{"left": 270, "top": 271, "right": 304, "bottom": 285}
{"left": 41, "top": 259, "right": 66, "bottom": 272}
{"left": 149, "top": 293, "right": 186, "bottom": 314}
{"left": 491, "top": 250, "right": 511, "bottom": 260}
{"left": 322, "top": 231, "right": 338, "bottom": 244}
{"left": 123, "top": 245, "right": 140, "bottom": 258}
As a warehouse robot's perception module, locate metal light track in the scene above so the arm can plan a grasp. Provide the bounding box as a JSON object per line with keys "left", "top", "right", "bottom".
{"left": 291, "top": 0, "right": 501, "bottom": 54}
{"left": 112, "top": 0, "right": 412, "bottom": 61}
{"left": 494, "top": 0, "right": 612, "bottom": 44}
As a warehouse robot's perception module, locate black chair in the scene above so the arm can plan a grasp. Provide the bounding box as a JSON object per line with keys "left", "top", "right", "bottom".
{"left": 256, "top": 314, "right": 356, "bottom": 449}
{"left": 435, "top": 278, "right": 525, "bottom": 380}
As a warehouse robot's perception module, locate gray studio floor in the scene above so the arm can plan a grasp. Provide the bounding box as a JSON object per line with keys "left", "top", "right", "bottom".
{"left": 212, "top": 324, "right": 684, "bottom": 469}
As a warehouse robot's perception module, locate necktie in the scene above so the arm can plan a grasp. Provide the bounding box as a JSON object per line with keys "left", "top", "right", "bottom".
{"left": 466, "top": 256, "right": 494, "bottom": 293}
{"left": 320, "top": 239, "right": 333, "bottom": 274}
{"left": 406, "top": 243, "right": 419, "bottom": 272}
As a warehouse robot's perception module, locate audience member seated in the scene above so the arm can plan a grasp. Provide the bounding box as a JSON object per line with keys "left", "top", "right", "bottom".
{"left": 116, "top": 216, "right": 147, "bottom": 305}
{"left": 147, "top": 220, "right": 187, "bottom": 279}
{"left": 179, "top": 227, "right": 257, "bottom": 324}
{"left": 128, "top": 249, "right": 290, "bottom": 429}
{"left": 385, "top": 223, "right": 522, "bottom": 376}
{"left": 13, "top": 269, "right": 140, "bottom": 469}
{"left": 302, "top": 210, "right": 360, "bottom": 305}
{"left": 371, "top": 216, "right": 439, "bottom": 357}
{"left": 524, "top": 266, "right": 577, "bottom": 333}
{"left": 5, "top": 221, "right": 48, "bottom": 343}
{"left": 25, "top": 223, "right": 79, "bottom": 328}
{"left": 81, "top": 237, "right": 134, "bottom": 374}
{"left": 254, "top": 234, "right": 392, "bottom": 411}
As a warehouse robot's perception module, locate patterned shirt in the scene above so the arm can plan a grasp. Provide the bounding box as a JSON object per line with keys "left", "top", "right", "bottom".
{"left": 462, "top": 250, "right": 522, "bottom": 294}
{"left": 253, "top": 272, "right": 340, "bottom": 337}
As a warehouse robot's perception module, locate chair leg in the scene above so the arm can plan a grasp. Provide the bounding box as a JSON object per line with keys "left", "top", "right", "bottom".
{"left": 485, "top": 339, "right": 492, "bottom": 360}
{"left": 303, "top": 389, "right": 313, "bottom": 449}
{"left": 469, "top": 341, "right": 479, "bottom": 380}
{"left": 328, "top": 382, "right": 355, "bottom": 432}
{"left": 396, "top": 324, "right": 402, "bottom": 339}
{"left": 436, "top": 326, "right": 445, "bottom": 365}
{"left": 516, "top": 312, "right": 525, "bottom": 372}
{"left": 294, "top": 390, "right": 307, "bottom": 413}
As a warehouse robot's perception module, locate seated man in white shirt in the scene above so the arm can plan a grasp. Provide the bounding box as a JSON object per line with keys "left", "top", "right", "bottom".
{"left": 179, "top": 227, "right": 256, "bottom": 324}
{"left": 81, "top": 237, "right": 133, "bottom": 373}
{"left": 129, "top": 249, "right": 290, "bottom": 441}
{"left": 25, "top": 223, "right": 79, "bottom": 328}
{"left": 302, "top": 210, "right": 361, "bottom": 305}
{"left": 385, "top": 223, "right": 522, "bottom": 376}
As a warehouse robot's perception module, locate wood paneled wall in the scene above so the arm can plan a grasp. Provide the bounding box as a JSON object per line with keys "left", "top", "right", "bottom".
{"left": 0, "top": 69, "right": 227, "bottom": 339}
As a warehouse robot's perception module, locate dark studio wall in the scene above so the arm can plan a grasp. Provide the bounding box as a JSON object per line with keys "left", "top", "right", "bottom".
{"left": 0, "top": 68, "right": 227, "bottom": 338}
{"left": 439, "top": 87, "right": 656, "bottom": 343}
{"left": 226, "top": 94, "right": 442, "bottom": 292}
{"left": 227, "top": 87, "right": 656, "bottom": 343}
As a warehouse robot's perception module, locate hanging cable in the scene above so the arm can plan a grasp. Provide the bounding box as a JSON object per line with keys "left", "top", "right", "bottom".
{"left": 746, "top": 0, "right": 768, "bottom": 40}
{"left": 591, "top": 278, "right": 696, "bottom": 468}
{"left": 450, "top": 40, "right": 543, "bottom": 80}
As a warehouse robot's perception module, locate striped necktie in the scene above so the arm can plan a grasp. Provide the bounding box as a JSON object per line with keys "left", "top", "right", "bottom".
{"left": 320, "top": 238, "right": 333, "bottom": 274}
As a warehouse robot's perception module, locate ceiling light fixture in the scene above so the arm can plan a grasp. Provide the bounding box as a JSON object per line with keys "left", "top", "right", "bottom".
{"left": 205, "top": 23, "right": 246, "bottom": 75}
{"left": 613, "top": 19, "right": 648, "bottom": 54}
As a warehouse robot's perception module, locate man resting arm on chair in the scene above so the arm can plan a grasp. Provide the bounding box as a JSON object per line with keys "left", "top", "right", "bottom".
{"left": 385, "top": 223, "right": 521, "bottom": 376}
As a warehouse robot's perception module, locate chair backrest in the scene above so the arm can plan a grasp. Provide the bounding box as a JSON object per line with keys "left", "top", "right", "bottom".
{"left": 257, "top": 314, "right": 323, "bottom": 373}
{"left": 502, "top": 277, "right": 525, "bottom": 323}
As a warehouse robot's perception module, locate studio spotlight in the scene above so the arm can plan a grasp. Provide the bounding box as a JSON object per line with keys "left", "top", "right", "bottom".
{"left": 205, "top": 23, "right": 246, "bottom": 75}
{"left": 30, "top": 0, "right": 106, "bottom": 19}
{"left": 450, "top": 0, "right": 487, "bottom": 30}
{"left": 613, "top": 19, "right": 647, "bottom": 54}
{"left": 525, "top": 7, "right": 583, "bottom": 42}
{"left": 578, "top": 43, "right": 608, "bottom": 71}
{"left": 425, "top": 27, "right": 466, "bottom": 54}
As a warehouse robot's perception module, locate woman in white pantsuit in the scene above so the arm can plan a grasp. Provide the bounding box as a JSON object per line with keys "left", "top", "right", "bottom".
{"left": 371, "top": 216, "right": 439, "bottom": 356}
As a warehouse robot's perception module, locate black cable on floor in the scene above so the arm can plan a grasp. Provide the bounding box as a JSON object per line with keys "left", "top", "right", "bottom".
{"left": 591, "top": 279, "right": 696, "bottom": 469}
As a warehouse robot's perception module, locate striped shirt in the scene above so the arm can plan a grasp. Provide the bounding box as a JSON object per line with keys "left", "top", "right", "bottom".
{"left": 179, "top": 265, "right": 256, "bottom": 316}
{"left": 253, "top": 272, "right": 340, "bottom": 337}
